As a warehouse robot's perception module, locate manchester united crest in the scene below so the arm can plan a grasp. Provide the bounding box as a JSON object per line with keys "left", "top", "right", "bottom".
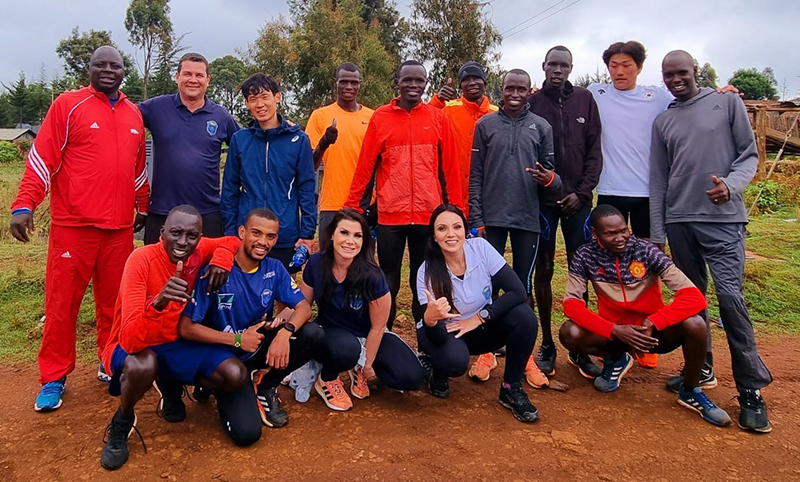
{"left": 629, "top": 260, "right": 646, "bottom": 279}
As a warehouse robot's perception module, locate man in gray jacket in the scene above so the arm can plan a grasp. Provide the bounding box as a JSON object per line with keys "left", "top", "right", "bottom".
{"left": 469, "top": 68, "right": 561, "bottom": 388}
{"left": 650, "top": 50, "right": 772, "bottom": 433}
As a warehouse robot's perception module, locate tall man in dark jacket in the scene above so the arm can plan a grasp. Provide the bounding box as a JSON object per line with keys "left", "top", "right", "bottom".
{"left": 528, "top": 46, "right": 603, "bottom": 379}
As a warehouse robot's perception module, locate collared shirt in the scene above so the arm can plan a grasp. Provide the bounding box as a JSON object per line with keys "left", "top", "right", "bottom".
{"left": 416, "top": 238, "right": 506, "bottom": 322}
{"left": 139, "top": 94, "right": 239, "bottom": 215}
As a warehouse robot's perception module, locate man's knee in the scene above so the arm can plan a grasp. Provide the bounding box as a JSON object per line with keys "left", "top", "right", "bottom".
{"left": 123, "top": 350, "right": 158, "bottom": 382}
{"left": 559, "top": 321, "right": 584, "bottom": 351}
{"left": 213, "top": 358, "right": 248, "bottom": 392}
{"left": 228, "top": 421, "right": 262, "bottom": 447}
{"left": 682, "top": 314, "right": 707, "bottom": 337}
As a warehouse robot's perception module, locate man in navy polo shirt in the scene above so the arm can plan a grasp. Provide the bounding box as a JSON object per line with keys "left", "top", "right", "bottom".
{"left": 139, "top": 52, "right": 240, "bottom": 244}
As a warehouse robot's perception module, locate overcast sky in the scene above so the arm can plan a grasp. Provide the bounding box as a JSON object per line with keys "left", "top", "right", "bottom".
{"left": 2, "top": 0, "right": 798, "bottom": 98}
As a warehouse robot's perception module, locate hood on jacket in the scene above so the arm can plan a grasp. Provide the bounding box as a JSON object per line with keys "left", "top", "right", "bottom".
{"left": 668, "top": 86, "right": 715, "bottom": 108}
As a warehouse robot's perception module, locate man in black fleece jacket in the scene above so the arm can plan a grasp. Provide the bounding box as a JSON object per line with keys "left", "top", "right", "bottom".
{"left": 528, "top": 45, "right": 603, "bottom": 379}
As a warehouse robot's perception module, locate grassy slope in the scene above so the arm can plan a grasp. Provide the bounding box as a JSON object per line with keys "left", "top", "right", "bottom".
{"left": 0, "top": 163, "right": 798, "bottom": 362}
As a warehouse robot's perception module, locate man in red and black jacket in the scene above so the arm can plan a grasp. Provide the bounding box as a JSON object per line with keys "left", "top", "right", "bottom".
{"left": 528, "top": 45, "right": 603, "bottom": 379}
{"left": 559, "top": 205, "right": 731, "bottom": 427}
{"left": 10, "top": 46, "right": 150, "bottom": 413}
{"left": 345, "top": 60, "right": 462, "bottom": 328}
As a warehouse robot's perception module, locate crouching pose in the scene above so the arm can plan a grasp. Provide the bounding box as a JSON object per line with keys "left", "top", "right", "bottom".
{"left": 100, "top": 205, "right": 257, "bottom": 471}
{"left": 301, "top": 209, "right": 425, "bottom": 411}
{"left": 416, "top": 204, "right": 539, "bottom": 423}
{"left": 180, "top": 208, "right": 324, "bottom": 428}
{"left": 559, "top": 205, "right": 731, "bottom": 427}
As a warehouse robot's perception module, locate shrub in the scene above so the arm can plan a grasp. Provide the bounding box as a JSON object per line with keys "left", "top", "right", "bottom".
{"left": 15, "top": 139, "right": 31, "bottom": 157}
{"left": 744, "top": 180, "right": 781, "bottom": 213}
{"left": 0, "top": 141, "right": 22, "bottom": 164}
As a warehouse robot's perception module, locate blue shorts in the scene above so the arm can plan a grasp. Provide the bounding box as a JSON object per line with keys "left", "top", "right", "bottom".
{"left": 108, "top": 340, "right": 235, "bottom": 396}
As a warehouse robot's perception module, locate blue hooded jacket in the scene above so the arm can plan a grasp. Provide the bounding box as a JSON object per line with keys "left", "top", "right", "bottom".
{"left": 221, "top": 115, "right": 317, "bottom": 248}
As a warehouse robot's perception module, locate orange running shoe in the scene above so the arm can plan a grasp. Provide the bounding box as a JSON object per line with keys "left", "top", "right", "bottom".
{"left": 315, "top": 377, "right": 353, "bottom": 411}
{"left": 468, "top": 353, "right": 498, "bottom": 382}
{"left": 525, "top": 355, "right": 549, "bottom": 389}
{"left": 349, "top": 368, "right": 370, "bottom": 399}
{"left": 635, "top": 352, "right": 659, "bottom": 369}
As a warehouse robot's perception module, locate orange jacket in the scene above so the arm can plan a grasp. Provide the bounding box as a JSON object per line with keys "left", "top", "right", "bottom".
{"left": 429, "top": 94, "right": 497, "bottom": 212}
{"left": 345, "top": 97, "right": 463, "bottom": 225}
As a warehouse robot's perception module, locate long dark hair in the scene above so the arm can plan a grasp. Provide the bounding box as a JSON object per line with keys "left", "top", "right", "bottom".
{"left": 423, "top": 204, "right": 467, "bottom": 311}
{"left": 320, "top": 209, "right": 380, "bottom": 307}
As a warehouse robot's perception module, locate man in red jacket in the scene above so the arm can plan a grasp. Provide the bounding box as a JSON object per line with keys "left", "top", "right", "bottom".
{"left": 559, "top": 205, "right": 730, "bottom": 427}
{"left": 10, "top": 46, "right": 150, "bottom": 412}
{"left": 345, "top": 60, "right": 462, "bottom": 328}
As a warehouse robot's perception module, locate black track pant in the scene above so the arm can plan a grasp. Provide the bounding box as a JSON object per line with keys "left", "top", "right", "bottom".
{"left": 216, "top": 381, "right": 262, "bottom": 447}
{"left": 376, "top": 224, "right": 428, "bottom": 329}
{"left": 244, "top": 322, "right": 325, "bottom": 389}
{"left": 484, "top": 227, "right": 539, "bottom": 295}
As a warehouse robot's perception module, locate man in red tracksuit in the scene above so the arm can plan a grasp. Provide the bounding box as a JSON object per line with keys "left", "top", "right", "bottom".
{"left": 345, "top": 60, "right": 462, "bottom": 329}
{"left": 10, "top": 46, "right": 150, "bottom": 412}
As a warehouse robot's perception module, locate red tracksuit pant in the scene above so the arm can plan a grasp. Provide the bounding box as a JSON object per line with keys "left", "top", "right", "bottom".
{"left": 39, "top": 225, "right": 133, "bottom": 383}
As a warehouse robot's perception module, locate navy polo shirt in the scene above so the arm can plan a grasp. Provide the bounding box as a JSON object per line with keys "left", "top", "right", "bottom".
{"left": 139, "top": 94, "right": 240, "bottom": 215}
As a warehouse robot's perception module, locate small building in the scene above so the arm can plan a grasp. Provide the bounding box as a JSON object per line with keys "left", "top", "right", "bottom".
{"left": 0, "top": 128, "right": 36, "bottom": 142}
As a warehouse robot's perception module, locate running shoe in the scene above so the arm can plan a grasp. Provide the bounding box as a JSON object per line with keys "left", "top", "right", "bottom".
{"left": 666, "top": 365, "right": 717, "bottom": 393}
{"left": 524, "top": 355, "right": 549, "bottom": 389}
{"left": 567, "top": 351, "right": 602, "bottom": 379}
{"left": 153, "top": 379, "right": 186, "bottom": 423}
{"left": 738, "top": 389, "right": 772, "bottom": 433}
{"left": 594, "top": 353, "right": 633, "bottom": 393}
{"left": 635, "top": 352, "right": 659, "bottom": 369}
{"left": 535, "top": 342, "right": 557, "bottom": 376}
{"left": 315, "top": 377, "right": 353, "bottom": 411}
{"left": 678, "top": 385, "right": 732, "bottom": 427}
{"left": 349, "top": 368, "right": 370, "bottom": 399}
{"left": 427, "top": 370, "right": 450, "bottom": 398}
{"left": 192, "top": 385, "right": 211, "bottom": 403}
{"left": 34, "top": 377, "right": 66, "bottom": 412}
{"left": 257, "top": 385, "right": 288, "bottom": 428}
{"left": 97, "top": 361, "right": 111, "bottom": 383}
{"left": 468, "top": 353, "right": 497, "bottom": 382}
{"left": 100, "top": 409, "right": 146, "bottom": 471}
{"left": 498, "top": 382, "right": 539, "bottom": 423}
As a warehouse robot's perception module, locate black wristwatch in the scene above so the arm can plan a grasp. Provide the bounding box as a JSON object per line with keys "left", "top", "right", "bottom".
{"left": 282, "top": 322, "right": 296, "bottom": 334}
{"left": 479, "top": 308, "right": 491, "bottom": 322}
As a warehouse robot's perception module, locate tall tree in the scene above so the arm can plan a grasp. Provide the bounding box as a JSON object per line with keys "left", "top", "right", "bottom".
{"left": 5, "top": 74, "right": 31, "bottom": 125}
{"left": 125, "top": 0, "right": 175, "bottom": 99}
{"left": 208, "top": 55, "right": 251, "bottom": 122}
{"left": 408, "top": 0, "right": 501, "bottom": 92}
{"left": 361, "top": 0, "right": 408, "bottom": 62}
{"left": 694, "top": 60, "right": 719, "bottom": 89}
{"left": 56, "top": 27, "right": 132, "bottom": 87}
{"left": 729, "top": 68, "right": 779, "bottom": 100}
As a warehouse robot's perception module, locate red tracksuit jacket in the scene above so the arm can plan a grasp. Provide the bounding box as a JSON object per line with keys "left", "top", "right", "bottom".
{"left": 12, "top": 86, "right": 149, "bottom": 227}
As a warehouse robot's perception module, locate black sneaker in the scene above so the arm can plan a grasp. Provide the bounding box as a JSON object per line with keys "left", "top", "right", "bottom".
{"left": 427, "top": 371, "right": 450, "bottom": 398}
{"left": 192, "top": 385, "right": 211, "bottom": 403}
{"left": 666, "top": 365, "right": 717, "bottom": 394}
{"left": 100, "top": 409, "right": 146, "bottom": 471}
{"left": 498, "top": 383, "right": 539, "bottom": 423}
{"left": 738, "top": 389, "right": 772, "bottom": 433}
{"left": 535, "top": 342, "right": 557, "bottom": 376}
{"left": 153, "top": 379, "right": 186, "bottom": 423}
{"left": 567, "top": 351, "right": 602, "bottom": 380}
{"left": 256, "top": 385, "right": 288, "bottom": 428}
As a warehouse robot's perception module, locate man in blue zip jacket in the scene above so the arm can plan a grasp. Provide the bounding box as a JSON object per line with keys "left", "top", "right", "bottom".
{"left": 221, "top": 73, "right": 317, "bottom": 270}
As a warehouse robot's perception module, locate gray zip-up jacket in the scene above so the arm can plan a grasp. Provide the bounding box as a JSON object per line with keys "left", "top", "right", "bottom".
{"left": 649, "top": 88, "right": 757, "bottom": 243}
{"left": 469, "top": 106, "right": 561, "bottom": 232}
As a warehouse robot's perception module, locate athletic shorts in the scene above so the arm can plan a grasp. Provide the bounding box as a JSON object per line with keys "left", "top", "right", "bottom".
{"left": 107, "top": 340, "right": 235, "bottom": 396}
{"left": 539, "top": 205, "right": 592, "bottom": 253}
{"left": 605, "top": 327, "right": 681, "bottom": 355}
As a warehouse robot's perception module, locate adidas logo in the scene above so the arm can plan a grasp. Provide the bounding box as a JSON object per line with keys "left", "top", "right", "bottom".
{"left": 90, "top": 122, "right": 100, "bottom": 129}
{"left": 712, "top": 104, "right": 722, "bottom": 111}
{"left": 61, "top": 251, "right": 72, "bottom": 259}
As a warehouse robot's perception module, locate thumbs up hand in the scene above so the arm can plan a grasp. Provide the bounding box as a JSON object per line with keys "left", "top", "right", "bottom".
{"left": 153, "top": 261, "right": 193, "bottom": 310}
{"left": 438, "top": 77, "right": 456, "bottom": 102}
{"left": 321, "top": 118, "right": 339, "bottom": 148}
{"left": 706, "top": 175, "right": 730, "bottom": 205}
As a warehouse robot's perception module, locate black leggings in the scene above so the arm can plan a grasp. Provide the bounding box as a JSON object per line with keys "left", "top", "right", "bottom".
{"left": 215, "top": 379, "right": 262, "bottom": 447}
{"left": 376, "top": 224, "right": 428, "bottom": 329}
{"left": 316, "top": 324, "right": 425, "bottom": 391}
{"left": 484, "top": 227, "right": 540, "bottom": 295}
{"left": 416, "top": 303, "right": 537, "bottom": 385}
{"left": 244, "top": 322, "right": 325, "bottom": 389}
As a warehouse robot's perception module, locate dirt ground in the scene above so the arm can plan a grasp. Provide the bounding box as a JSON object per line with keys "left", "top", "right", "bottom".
{"left": 1, "top": 334, "right": 799, "bottom": 482}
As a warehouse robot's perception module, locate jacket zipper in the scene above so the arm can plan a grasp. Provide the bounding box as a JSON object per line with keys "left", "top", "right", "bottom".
{"left": 614, "top": 256, "right": 628, "bottom": 303}
{"left": 558, "top": 95, "right": 566, "bottom": 174}
{"left": 264, "top": 140, "right": 270, "bottom": 203}
{"left": 408, "top": 110, "right": 414, "bottom": 224}
{"left": 111, "top": 98, "right": 119, "bottom": 225}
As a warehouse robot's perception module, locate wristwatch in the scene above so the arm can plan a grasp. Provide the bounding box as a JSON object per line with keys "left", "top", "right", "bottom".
{"left": 479, "top": 308, "right": 491, "bottom": 323}
{"left": 282, "top": 322, "right": 297, "bottom": 334}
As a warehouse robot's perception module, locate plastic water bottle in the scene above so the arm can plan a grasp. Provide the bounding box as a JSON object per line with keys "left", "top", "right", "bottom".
{"left": 289, "top": 244, "right": 310, "bottom": 268}
{"left": 469, "top": 227, "right": 479, "bottom": 238}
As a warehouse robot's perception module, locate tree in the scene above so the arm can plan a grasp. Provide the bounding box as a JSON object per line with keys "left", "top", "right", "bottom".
{"left": 56, "top": 28, "right": 130, "bottom": 87}
{"left": 695, "top": 60, "right": 718, "bottom": 89}
{"left": 208, "top": 55, "right": 251, "bottom": 122}
{"left": 125, "top": 0, "right": 175, "bottom": 99}
{"left": 729, "top": 68, "right": 779, "bottom": 100}
{"left": 408, "top": 0, "right": 502, "bottom": 92}
{"left": 573, "top": 66, "right": 611, "bottom": 88}
{"left": 122, "top": 69, "right": 145, "bottom": 102}
{"left": 5, "top": 74, "right": 31, "bottom": 125}
{"left": 361, "top": 0, "right": 408, "bottom": 62}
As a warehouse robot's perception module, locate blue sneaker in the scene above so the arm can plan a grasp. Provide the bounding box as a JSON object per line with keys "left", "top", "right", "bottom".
{"left": 97, "top": 361, "right": 111, "bottom": 383}
{"left": 678, "top": 385, "right": 732, "bottom": 427}
{"left": 34, "top": 378, "right": 66, "bottom": 412}
{"left": 593, "top": 353, "right": 633, "bottom": 393}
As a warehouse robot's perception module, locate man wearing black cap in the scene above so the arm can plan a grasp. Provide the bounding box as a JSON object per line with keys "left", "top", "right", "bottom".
{"left": 430, "top": 61, "right": 498, "bottom": 213}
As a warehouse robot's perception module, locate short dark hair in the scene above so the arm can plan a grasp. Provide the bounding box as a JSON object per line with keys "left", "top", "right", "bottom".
{"left": 168, "top": 204, "right": 201, "bottom": 218}
{"left": 244, "top": 207, "right": 279, "bottom": 226}
{"left": 240, "top": 73, "right": 280, "bottom": 98}
{"left": 503, "top": 68, "right": 531, "bottom": 86}
{"left": 396, "top": 60, "right": 426, "bottom": 79}
{"left": 177, "top": 52, "right": 209, "bottom": 74}
{"left": 335, "top": 62, "right": 361, "bottom": 80}
{"left": 545, "top": 45, "right": 572, "bottom": 63}
{"left": 602, "top": 41, "right": 647, "bottom": 68}
{"left": 590, "top": 204, "right": 624, "bottom": 229}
